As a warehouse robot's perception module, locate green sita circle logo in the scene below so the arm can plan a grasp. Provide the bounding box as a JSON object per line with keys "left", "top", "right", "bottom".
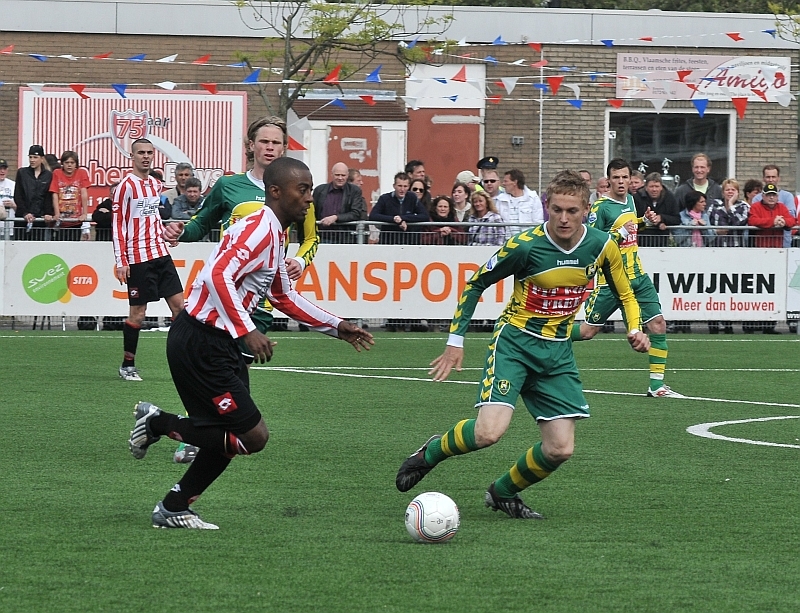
{"left": 22, "top": 254, "right": 70, "bottom": 304}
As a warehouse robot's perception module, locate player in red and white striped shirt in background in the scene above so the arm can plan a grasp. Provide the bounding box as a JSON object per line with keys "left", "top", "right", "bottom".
{"left": 112, "top": 138, "right": 184, "bottom": 381}
{"left": 128, "top": 158, "right": 373, "bottom": 529}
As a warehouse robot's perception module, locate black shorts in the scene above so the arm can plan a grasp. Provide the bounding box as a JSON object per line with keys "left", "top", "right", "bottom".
{"left": 166, "top": 310, "right": 262, "bottom": 434}
{"left": 127, "top": 255, "right": 183, "bottom": 305}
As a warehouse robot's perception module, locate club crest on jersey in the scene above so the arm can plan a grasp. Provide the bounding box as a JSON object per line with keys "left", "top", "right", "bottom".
{"left": 587, "top": 212, "right": 597, "bottom": 224}
{"left": 585, "top": 263, "right": 598, "bottom": 278}
{"left": 110, "top": 109, "right": 151, "bottom": 159}
{"left": 591, "top": 312, "right": 601, "bottom": 322}
{"left": 497, "top": 380, "right": 510, "bottom": 395}
{"left": 485, "top": 254, "right": 498, "bottom": 271}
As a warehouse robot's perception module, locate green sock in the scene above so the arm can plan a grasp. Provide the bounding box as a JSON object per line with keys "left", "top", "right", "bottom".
{"left": 424, "top": 419, "right": 479, "bottom": 466}
{"left": 648, "top": 333, "right": 668, "bottom": 391}
{"left": 494, "top": 441, "right": 560, "bottom": 498}
{"left": 569, "top": 324, "right": 584, "bottom": 342}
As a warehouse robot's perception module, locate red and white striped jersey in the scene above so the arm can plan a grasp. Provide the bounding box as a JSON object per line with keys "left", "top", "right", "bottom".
{"left": 112, "top": 172, "right": 169, "bottom": 267}
{"left": 186, "top": 206, "right": 342, "bottom": 339}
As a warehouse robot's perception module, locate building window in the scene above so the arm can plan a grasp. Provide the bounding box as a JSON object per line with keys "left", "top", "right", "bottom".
{"left": 606, "top": 110, "right": 734, "bottom": 191}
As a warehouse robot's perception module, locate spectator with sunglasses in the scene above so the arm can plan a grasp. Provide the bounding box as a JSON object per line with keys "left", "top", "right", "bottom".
{"left": 409, "top": 179, "right": 431, "bottom": 212}
{"left": 480, "top": 169, "right": 503, "bottom": 200}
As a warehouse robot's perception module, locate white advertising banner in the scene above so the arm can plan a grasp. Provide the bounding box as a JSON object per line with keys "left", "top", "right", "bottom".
{"left": 0, "top": 243, "right": 790, "bottom": 321}
{"left": 787, "top": 248, "right": 800, "bottom": 320}
{"left": 615, "top": 54, "right": 791, "bottom": 101}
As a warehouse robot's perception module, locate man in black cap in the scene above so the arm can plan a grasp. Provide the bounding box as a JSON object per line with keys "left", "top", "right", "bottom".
{"left": 14, "top": 145, "right": 54, "bottom": 240}
{"left": 477, "top": 156, "right": 502, "bottom": 199}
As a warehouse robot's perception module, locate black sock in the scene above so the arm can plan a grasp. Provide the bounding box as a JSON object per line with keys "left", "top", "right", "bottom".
{"left": 162, "top": 449, "right": 232, "bottom": 512}
{"left": 150, "top": 412, "right": 228, "bottom": 454}
{"left": 122, "top": 321, "right": 140, "bottom": 367}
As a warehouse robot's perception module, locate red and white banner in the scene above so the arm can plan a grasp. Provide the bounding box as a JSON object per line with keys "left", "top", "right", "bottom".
{"left": 19, "top": 88, "right": 247, "bottom": 210}
{"left": 0, "top": 243, "right": 792, "bottom": 322}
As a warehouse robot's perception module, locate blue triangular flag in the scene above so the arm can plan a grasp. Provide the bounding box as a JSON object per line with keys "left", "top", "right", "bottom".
{"left": 29, "top": 54, "right": 47, "bottom": 62}
{"left": 560, "top": 66, "right": 574, "bottom": 72}
{"left": 127, "top": 54, "right": 146, "bottom": 62}
{"left": 433, "top": 78, "right": 447, "bottom": 84}
{"left": 407, "top": 36, "right": 420, "bottom": 49}
{"left": 331, "top": 98, "right": 346, "bottom": 108}
{"left": 692, "top": 98, "right": 708, "bottom": 117}
{"left": 763, "top": 28, "right": 777, "bottom": 38}
{"left": 112, "top": 83, "right": 128, "bottom": 98}
{"left": 588, "top": 72, "right": 599, "bottom": 81}
{"left": 242, "top": 69, "right": 261, "bottom": 84}
{"left": 484, "top": 56, "right": 498, "bottom": 65}
{"left": 227, "top": 61, "right": 247, "bottom": 68}
{"left": 492, "top": 36, "right": 507, "bottom": 45}
{"left": 567, "top": 99, "right": 583, "bottom": 109}
{"left": 533, "top": 83, "right": 548, "bottom": 90}
{"left": 601, "top": 39, "right": 614, "bottom": 47}
{"left": 365, "top": 65, "right": 382, "bottom": 83}
{"left": 447, "top": 95, "right": 458, "bottom": 102}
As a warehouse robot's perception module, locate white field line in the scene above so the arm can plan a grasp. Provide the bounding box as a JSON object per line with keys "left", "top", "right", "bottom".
{"left": 686, "top": 416, "right": 800, "bottom": 449}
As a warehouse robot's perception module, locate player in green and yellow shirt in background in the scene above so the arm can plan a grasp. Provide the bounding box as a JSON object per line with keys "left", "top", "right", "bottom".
{"left": 571, "top": 158, "right": 683, "bottom": 398}
{"left": 162, "top": 116, "right": 319, "bottom": 463}
{"left": 396, "top": 170, "right": 650, "bottom": 519}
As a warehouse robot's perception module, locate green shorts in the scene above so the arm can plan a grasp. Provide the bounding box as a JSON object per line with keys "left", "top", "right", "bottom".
{"left": 238, "top": 300, "right": 275, "bottom": 362}
{"left": 475, "top": 323, "right": 590, "bottom": 422}
{"left": 583, "top": 274, "right": 662, "bottom": 327}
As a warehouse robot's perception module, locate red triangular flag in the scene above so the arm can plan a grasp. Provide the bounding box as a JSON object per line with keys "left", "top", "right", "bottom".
{"left": 200, "top": 83, "right": 218, "bottom": 94}
{"left": 69, "top": 83, "right": 89, "bottom": 99}
{"left": 0, "top": 45, "right": 13, "bottom": 55}
{"left": 192, "top": 54, "right": 211, "bottom": 65}
{"left": 494, "top": 81, "right": 505, "bottom": 89}
{"left": 731, "top": 97, "right": 748, "bottom": 119}
{"left": 531, "top": 60, "right": 548, "bottom": 68}
{"left": 686, "top": 83, "right": 699, "bottom": 91}
{"left": 546, "top": 75, "right": 564, "bottom": 95}
{"left": 287, "top": 136, "right": 306, "bottom": 151}
{"left": 323, "top": 65, "right": 341, "bottom": 85}
{"left": 528, "top": 42, "right": 542, "bottom": 52}
{"left": 752, "top": 89, "right": 768, "bottom": 102}
{"left": 677, "top": 70, "right": 692, "bottom": 82}
{"left": 451, "top": 66, "right": 467, "bottom": 82}
{"left": 608, "top": 99, "right": 624, "bottom": 108}
{"left": 639, "top": 37, "right": 653, "bottom": 42}
{"left": 726, "top": 32, "right": 744, "bottom": 41}
{"left": 359, "top": 95, "right": 376, "bottom": 106}
{"left": 488, "top": 95, "right": 502, "bottom": 104}
{"left": 92, "top": 52, "right": 112, "bottom": 59}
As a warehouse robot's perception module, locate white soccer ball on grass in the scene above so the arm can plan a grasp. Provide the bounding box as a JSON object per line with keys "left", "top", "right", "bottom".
{"left": 405, "top": 492, "right": 460, "bottom": 543}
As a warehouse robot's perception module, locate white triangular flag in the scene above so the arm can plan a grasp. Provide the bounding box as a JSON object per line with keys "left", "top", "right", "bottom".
{"left": 156, "top": 81, "right": 177, "bottom": 90}
{"left": 157, "top": 54, "right": 178, "bottom": 63}
{"left": 28, "top": 83, "right": 45, "bottom": 96}
{"left": 565, "top": 83, "right": 581, "bottom": 99}
{"left": 761, "top": 66, "right": 777, "bottom": 81}
{"left": 501, "top": 77, "right": 519, "bottom": 94}
{"left": 775, "top": 93, "right": 794, "bottom": 107}
{"left": 457, "top": 38, "right": 468, "bottom": 46}
{"left": 401, "top": 96, "right": 420, "bottom": 110}
{"left": 468, "top": 79, "right": 484, "bottom": 94}
{"left": 58, "top": 54, "right": 78, "bottom": 61}
{"left": 648, "top": 98, "right": 667, "bottom": 112}
{"left": 510, "top": 59, "right": 526, "bottom": 66}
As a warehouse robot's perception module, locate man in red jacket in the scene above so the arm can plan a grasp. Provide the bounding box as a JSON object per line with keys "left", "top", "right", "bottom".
{"left": 748, "top": 183, "right": 796, "bottom": 248}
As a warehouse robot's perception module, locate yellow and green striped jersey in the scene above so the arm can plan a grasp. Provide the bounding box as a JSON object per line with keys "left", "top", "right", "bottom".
{"left": 587, "top": 193, "right": 645, "bottom": 283}
{"left": 450, "top": 224, "right": 641, "bottom": 341}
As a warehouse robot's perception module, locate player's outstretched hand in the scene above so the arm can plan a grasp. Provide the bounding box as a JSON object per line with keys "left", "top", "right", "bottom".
{"left": 338, "top": 321, "right": 374, "bottom": 352}
{"left": 628, "top": 330, "right": 650, "bottom": 353}
{"left": 163, "top": 221, "right": 184, "bottom": 247}
{"left": 243, "top": 329, "right": 277, "bottom": 363}
{"left": 429, "top": 345, "right": 464, "bottom": 382}
{"left": 285, "top": 258, "right": 302, "bottom": 281}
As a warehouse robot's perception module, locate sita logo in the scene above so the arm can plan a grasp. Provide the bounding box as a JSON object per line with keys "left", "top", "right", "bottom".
{"left": 22, "top": 254, "right": 98, "bottom": 304}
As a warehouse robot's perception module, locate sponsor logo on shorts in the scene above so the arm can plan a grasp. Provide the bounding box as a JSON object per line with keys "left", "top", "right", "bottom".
{"left": 213, "top": 392, "right": 238, "bottom": 414}
{"left": 497, "top": 380, "right": 510, "bottom": 395}
{"left": 129, "top": 287, "right": 139, "bottom": 298}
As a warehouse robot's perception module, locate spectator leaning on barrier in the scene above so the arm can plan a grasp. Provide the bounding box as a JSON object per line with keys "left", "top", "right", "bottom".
{"left": 676, "top": 191, "right": 714, "bottom": 247}
{"left": 423, "top": 195, "right": 467, "bottom": 246}
{"left": 14, "top": 145, "right": 54, "bottom": 240}
{"left": 752, "top": 164, "right": 796, "bottom": 248}
{"left": 467, "top": 190, "right": 505, "bottom": 246}
{"left": 451, "top": 181, "right": 472, "bottom": 222}
{"left": 313, "top": 161, "right": 367, "bottom": 244}
{"left": 633, "top": 172, "right": 680, "bottom": 247}
{"left": 629, "top": 170, "right": 644, "bottom": 196}
{"left": 674, "top": 153, "right": 724, "bottom": 210}
{"left": 171, "top": 177, "right": 205, "bottom": 220}
{"left": 708, "top": 178, "right": 749, "bottom": 247}
{"left": 368, "top": 172, "right": 429, "bottom": 245}
{"left": 162, "top": 162, "right": 193, "bottom": 205}
{"left": 748, "top": 183, "right": 796, "bottom": 249}
{"left": 495, "top": 168, "right": 544, "bottom": 239}
{"left": 0, "top": 159, "right": 14, "bottom": 237}
{"left": 92, "top": 182, "right": 116, "bottom": 241}
{"left": 50, "top": 150, "right": 91, "bottom": 241}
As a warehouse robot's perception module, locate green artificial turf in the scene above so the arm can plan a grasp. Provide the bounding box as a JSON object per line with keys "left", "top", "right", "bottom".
{"left": 0, "top": 331, "right": 798, "bottom": 612}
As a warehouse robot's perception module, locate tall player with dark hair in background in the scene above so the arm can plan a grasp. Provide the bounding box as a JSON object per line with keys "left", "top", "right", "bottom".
{"left": 113, "top": 138, "right": 184, "bottom": 381}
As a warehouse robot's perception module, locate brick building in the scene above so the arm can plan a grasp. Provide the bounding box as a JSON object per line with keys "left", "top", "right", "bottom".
{"left": 1, "top": 1, "right": 796, "bottom": 197}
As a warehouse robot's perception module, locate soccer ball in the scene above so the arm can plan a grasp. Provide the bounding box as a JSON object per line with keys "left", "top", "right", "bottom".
{"left": 405, "top": 492, "right": 460, "bottom": 543}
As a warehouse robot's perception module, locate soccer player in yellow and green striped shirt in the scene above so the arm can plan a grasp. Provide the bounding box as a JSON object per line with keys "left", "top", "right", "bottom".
{"left": 571, "top": 158, "right": 683, "bottom": 398}
{"left": 395, "top": 170, "right": 651, "bottom": 519}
